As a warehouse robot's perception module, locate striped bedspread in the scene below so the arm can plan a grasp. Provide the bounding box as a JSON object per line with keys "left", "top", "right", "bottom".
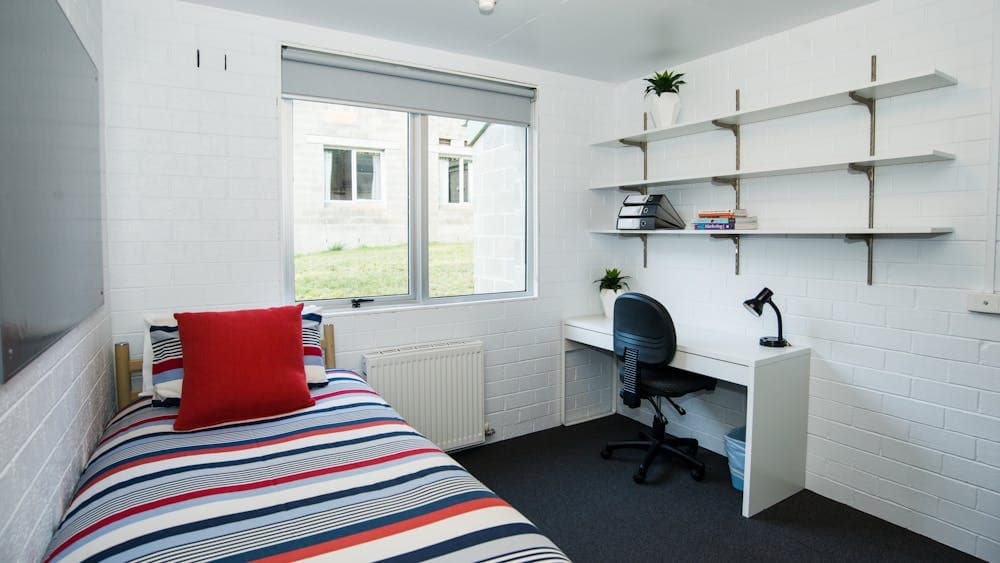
{"left": 44, "top": 370, "right": 567, "bottom": 562}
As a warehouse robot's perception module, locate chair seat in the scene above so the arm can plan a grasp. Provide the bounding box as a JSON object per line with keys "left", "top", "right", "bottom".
{"left": 621, "top": 366, "right": 717, "bottom": 397}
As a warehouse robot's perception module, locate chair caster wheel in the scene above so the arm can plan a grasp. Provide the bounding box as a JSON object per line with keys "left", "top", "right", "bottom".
{"left": 690, "top": 467, "right": 705, "bottom": 481}
{"left": 600, "top": 448, "right": 612, "bottom": 459}
{"left": 633, "top": 468, "right": 646, "bottom": 484}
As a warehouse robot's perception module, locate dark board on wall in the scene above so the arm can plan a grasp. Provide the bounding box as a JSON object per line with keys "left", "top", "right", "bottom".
{"left": 0, "top": 0, "right": 102, "bottom": 381}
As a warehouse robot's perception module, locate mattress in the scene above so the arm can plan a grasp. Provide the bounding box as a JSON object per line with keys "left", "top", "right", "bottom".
{"left": 44, "top": 370, "right": 567, "bottom": 562}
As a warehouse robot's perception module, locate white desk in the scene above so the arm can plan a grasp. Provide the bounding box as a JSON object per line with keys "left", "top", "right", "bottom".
{"left": 561, "top": 315, "right": 810, "bottom": 517}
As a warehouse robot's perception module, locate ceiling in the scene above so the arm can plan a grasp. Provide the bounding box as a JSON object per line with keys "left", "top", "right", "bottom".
{"left": 185, "top": 0, "right": 875, "bottom": 82}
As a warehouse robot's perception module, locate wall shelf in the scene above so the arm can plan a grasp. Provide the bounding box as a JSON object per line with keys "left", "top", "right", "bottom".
{"left": 596, "top": 57, "right": 956, "bottom": 284}
{"left": 588, "top": 150, "right": 955, "bottom": 192}
{"left": 591, "top": 227, "right": 953, "bottom": 237}
{"left": 592, "top": 69, "right": 957, "bottom": 148}
{"left": 591, "top": 227, "right": 952, "bottom": 282}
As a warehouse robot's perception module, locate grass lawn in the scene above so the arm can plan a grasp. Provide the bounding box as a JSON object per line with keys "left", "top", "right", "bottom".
{"left": 295, "top": 242, "right": 474, "bottom": 301}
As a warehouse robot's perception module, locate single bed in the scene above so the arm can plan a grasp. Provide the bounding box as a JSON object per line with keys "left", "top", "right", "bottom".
{"left": 44, "top": 324, "right": 567, "bottom": 562}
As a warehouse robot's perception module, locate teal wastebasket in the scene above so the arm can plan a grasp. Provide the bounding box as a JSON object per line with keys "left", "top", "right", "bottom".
{"left": 724, "top": 426, "right": 747, "bottom": 491}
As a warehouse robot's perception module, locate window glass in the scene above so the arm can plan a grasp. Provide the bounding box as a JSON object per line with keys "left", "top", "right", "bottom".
{"left": 445, "top": 157, "right": 461, "bottom": 203}
{"left": 326, "top": 148, "right": 351, "bottom": 200}
{"left": 292, "top": 100, "right": 409, "bottom": 301}
{"left": 356, "top": 151, "right": 378, "bottom": 200}
{"left": 463, "top": 159, "right": 472, "bottom": 202}
{"left": 426, "top": 115, "right": 527, "bottom": 298}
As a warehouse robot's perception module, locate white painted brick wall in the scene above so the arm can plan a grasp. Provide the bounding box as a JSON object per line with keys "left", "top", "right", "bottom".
{"left": 599, "top": 0, "right": 1000, "bottom": 558}
{"left": 102, "top": 0, "right": 616, "bottom": 445}
{"left": 0, "top": 310, "right": 114, "bottom": 562}
{"left": 563, "top": 347, "right": 614, "bottom": 424}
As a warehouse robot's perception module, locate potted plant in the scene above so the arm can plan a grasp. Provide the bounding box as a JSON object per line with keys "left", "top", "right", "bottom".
{"left": 643, "top": 69, "right": 686, "bottom": 128}
{"left": 595, "top": 268, "right": 631, "bottom": 320}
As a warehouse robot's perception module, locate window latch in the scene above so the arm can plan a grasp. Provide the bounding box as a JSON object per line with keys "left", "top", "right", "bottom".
{"left": 351, "top": 298, "right": 374, "bottom": 309}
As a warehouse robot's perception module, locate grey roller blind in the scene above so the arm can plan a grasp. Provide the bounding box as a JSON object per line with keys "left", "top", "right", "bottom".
{"left": 281, "top": 47, "right": 535, "bottom": 125}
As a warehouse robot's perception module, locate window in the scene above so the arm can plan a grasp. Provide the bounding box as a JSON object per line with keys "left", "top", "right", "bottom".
{"left": 440, "top": 156, "right": 472, "bottom": 203}
{"left": 282, "top": 48, "right": 534, "bottom": 308}
{"left": 325, "top": 148, "right": 381, "bottom": 201}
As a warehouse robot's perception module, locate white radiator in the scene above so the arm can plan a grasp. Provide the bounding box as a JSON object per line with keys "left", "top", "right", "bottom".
{"left": 362, "top": 340, "right": 485, "bottom": 451}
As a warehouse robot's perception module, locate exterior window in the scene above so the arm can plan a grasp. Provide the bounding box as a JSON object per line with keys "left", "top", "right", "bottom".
{"left": 325, "top": 148, "right": 381, "bottom": 201}
{"left": 289, "top": 99, "right": 529, "bottom": 306}
{"left": 440, "top": 156, "right": 472, "bottom": 203}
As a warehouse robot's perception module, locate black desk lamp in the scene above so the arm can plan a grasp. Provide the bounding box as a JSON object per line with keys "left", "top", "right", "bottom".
{"left": 743, "top": 287, "right": 789, "bottom": 348}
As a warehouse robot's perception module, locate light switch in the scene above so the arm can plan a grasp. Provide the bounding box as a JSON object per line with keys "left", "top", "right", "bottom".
{"left": 966, "top": 292, "right": 1000, "bottom": 314}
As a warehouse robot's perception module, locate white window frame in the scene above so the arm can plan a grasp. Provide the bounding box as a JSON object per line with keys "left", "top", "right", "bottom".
{"left": 281, "top": 95, "right": 536, "bottom": 311}
{"left": 324, "top": 146, "right": 383, "bottom": 202}
{"left": 439, "top": 155, "right": 472, "bottom": 204}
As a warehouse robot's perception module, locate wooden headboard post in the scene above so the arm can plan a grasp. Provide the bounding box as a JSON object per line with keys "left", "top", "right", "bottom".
{"left": 114, "top": 342, "right": 141, "bottom": 410}
{"left": 322, "top": 324, "right": 336, "bottom": 369}
{"left": 113, "top": 323, "right": 336, "bottom": 410}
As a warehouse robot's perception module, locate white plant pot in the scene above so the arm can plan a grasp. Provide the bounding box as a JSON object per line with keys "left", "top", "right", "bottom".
{"left": 600, "top": 289, "right": 625, "bottom": 320}
{"left": 644, "top": 92, "right": 681, "bottom": 128}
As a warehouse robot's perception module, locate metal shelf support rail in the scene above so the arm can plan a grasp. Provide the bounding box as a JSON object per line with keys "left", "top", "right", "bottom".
{"left": 711, "top": 233, "right": 741, "bottom": 275}
{"left": 617, "top": 114, "right": 650, "bottom": 267}
{"left": 711, "top": 89, "right": 743, "bottom": 274}
{"left": 846, "top": 55, "right": 878, "bottom": 285}
{"left": 711, "top": 89, "right": 743, "bottom": 209}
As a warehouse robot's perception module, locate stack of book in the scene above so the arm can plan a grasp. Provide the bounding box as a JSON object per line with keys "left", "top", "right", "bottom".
{"left": 691, "top": 209, "right": 758, "bottom": 230}
{"left": 616, "top": 194, "right": 685, "bottom": 230}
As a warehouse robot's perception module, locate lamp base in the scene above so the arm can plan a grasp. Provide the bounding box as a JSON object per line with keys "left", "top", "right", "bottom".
{"left": 759, "top": 336, "right": 789, "bottom": 348}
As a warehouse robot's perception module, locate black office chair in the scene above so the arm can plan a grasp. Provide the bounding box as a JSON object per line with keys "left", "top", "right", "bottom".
{"left": 600, "top": 292, "right": 717, "bottom": 483}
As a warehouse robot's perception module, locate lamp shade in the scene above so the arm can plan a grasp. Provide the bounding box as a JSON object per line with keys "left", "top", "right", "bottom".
{"left": 743, "top": 287, "right": 774, "bottom": 317}
{"left": 742, "top": 286, "right": 788, "bottom": 348}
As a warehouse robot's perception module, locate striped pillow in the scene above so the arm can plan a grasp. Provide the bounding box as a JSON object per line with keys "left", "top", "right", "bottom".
{"left": 301, "top": 311, "right": 328, "bottom": 387}
{"left": 150, "top": 324, "right": 184, "bottom": 401}
{"left": 149, "top": 309, "right": 328, "bottom": 401}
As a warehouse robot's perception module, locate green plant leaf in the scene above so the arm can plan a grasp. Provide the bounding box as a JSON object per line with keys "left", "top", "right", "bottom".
{"left": 644, "top": 69, "right": 686, "bottom": 95}
{"left": 595, "top": 268, "right": 631, "bottom": 291}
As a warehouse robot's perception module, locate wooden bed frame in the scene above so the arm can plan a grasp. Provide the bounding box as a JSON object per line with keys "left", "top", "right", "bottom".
{"left": 113, "top": 324, "right": 337, "bottom": 410}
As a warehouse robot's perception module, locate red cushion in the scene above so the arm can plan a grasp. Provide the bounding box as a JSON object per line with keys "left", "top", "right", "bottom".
{"left": 172, "top": 304, "right": 315, "bottom": 431}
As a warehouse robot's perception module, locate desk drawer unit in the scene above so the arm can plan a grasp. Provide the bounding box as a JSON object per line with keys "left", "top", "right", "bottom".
{"left": 563, "top": 324, "right": 613, "bottom": 351}
{"left": 671, "top": 350, "right": 748, "bottom": 387}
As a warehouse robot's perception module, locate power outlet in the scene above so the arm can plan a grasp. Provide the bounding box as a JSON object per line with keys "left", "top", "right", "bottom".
{"left": 967, "top": 292, "right": 1000, "bottom": 314}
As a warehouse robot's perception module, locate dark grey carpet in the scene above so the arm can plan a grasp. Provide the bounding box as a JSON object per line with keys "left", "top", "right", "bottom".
{"left": 452, "top": 415, "right": 980, "bottom": 563}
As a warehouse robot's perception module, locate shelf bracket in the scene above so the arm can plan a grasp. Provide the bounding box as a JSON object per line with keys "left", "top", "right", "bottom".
{"left": 845, "top": 234, "right": 875, "bottom": 285}
{"left": 617, "top": 186, "right": 645, "bottom": 193}
{"left": 619, "top": 139, "right": 646, "bottom": 149}
{"left": 848, "top": 163, "right": 876, "bottom": 228}
{"left": 619, "top": 139, "right": 649, "bottom": 195}
{"left": 711, "top": 176, "right": 742, "bottom": 208}
{"left": 711, "top": 120, "right": 740, "bottom": 140}
{"left": 711, "top": 176, "right": 738, "bottom": 188}
{"left": 849, "top": 56, "right": 878, "bottom": 157}
{"left": 713, "top": 93, "right": 741, "bottom": 209}
{"left": 848, "top": 91, "right": 876, "bottom": 156}
{"left": 711, "top": 233, "right": 741, "bottom": 275}
{"left": 614, "top": 233, "right": 649, "bottom": 269}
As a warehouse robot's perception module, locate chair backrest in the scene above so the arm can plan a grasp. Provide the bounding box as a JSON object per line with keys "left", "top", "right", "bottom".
{"left": 613, "top": 292, "right": 677, "bottom": 367}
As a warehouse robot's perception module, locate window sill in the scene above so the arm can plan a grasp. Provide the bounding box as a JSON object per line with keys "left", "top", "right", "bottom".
{"left": 311, "top": 293, "right": 537, "bottom": 319}
{"left": 323, "top": 200, "right": 385, "bottom": 205}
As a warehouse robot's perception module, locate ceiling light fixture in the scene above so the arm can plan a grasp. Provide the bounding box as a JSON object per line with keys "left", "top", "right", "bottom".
{"left": 477, "top": 0, "right": 497, "bottom": 15}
